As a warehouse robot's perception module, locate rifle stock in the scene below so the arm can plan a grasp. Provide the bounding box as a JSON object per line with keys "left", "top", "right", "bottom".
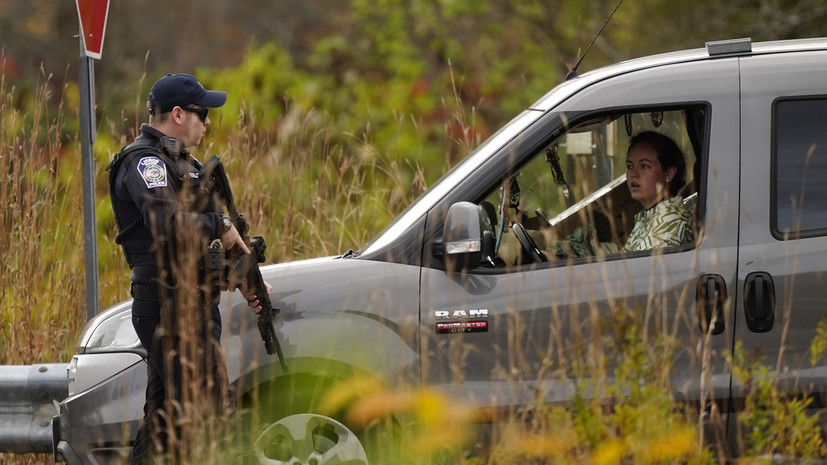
{"left": 203, "top": 156, "right": 288, "bottom": 372}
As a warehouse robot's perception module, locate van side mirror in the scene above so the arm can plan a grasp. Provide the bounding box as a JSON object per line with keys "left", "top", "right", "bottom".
{"left": 442, "top": 202, "right": 494, "bottom": 272}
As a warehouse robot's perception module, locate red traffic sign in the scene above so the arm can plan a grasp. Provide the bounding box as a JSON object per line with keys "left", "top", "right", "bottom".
{"left": 75, "top": 0, "right": 110, "bottom": 59}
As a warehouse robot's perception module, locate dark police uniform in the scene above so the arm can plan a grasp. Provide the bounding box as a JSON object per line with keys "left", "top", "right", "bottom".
{"left": 109, "top": 122, "right": 230, "bottom": 464}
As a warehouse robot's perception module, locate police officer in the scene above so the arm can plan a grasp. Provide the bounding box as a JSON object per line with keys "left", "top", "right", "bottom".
{"left": 108, "top": 73, "right": 268, "bottom": 464}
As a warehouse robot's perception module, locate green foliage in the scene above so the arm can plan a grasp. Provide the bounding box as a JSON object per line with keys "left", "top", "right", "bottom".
{"left": 731, "top": 340, "right": 827, "bottom": 460}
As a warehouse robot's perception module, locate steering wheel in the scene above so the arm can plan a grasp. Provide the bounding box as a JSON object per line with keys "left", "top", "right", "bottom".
{"left": 511, "top": 223, "right": 548, "bottom": 264}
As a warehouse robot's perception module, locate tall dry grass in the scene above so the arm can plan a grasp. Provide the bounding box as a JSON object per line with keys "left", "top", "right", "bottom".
{"left": 1, "top": 64, "right": 826, "bottom": 465}
{"left": 0, "top": 66, "right": 87, "bottom": 366}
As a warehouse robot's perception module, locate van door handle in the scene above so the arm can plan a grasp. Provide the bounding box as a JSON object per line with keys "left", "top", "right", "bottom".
{"left": 744, "top": 271, "right": 775, "bottom": 333}
{"left": 697, "top": 274, "right": 726, "bottom": 335}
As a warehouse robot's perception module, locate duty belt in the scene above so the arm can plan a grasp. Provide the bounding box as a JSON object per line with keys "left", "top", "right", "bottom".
{"left": 130, "top": 281, "right": 160, "bottom": 302}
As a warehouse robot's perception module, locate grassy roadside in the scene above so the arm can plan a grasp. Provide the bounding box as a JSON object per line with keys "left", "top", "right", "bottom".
{"left": 2, "top": 64, "right": 826, "bottom": 465}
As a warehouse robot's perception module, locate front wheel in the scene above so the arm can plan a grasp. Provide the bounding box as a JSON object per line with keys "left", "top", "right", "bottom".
{"left": 254, "top": 413, "right": 368, "bottom": 465}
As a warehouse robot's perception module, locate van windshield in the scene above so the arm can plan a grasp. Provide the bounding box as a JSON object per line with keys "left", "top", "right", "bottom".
{"left": 359, "top": 109, "right": 544, "bottom": 256}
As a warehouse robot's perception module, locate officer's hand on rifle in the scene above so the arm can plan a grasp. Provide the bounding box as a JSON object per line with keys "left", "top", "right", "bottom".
{"left": 220, "top": 223, "right": 251, "bottom": 254}
{"left": 240, "top": 279, "right": 273, "bottom": 314}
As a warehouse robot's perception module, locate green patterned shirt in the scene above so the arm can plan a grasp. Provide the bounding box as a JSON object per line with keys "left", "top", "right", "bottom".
{"left": 623, "top": 197, "right": 694, "bottom": 252}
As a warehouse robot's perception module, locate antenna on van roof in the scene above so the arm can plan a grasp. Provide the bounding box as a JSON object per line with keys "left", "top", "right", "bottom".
{"left": 566, "top": 0, "right": 624, "bottom": 81}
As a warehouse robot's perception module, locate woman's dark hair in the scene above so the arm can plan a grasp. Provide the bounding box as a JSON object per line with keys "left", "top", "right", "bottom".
{"left": 628, "top": 131, "right": 686, "bottom": 196}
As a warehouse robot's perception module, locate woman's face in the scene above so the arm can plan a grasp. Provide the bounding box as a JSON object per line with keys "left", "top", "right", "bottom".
{"left": 626, "top": 143, "right": 676, "bottom": 209}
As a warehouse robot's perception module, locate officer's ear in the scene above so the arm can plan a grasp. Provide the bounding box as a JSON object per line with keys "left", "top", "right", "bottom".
{"left": 171, "top": 106, "right": 186, "bottom": 124}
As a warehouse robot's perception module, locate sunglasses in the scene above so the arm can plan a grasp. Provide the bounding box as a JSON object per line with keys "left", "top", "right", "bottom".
{"left": 181, "top": 105, "right": 209, "bottom": 122}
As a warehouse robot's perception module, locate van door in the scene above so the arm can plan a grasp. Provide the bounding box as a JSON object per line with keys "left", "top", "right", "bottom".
{"left": 737, "top": 50, "right": 827, "bottom": 442}
{"left": 420, "top": 57, "right": 741, "bottom": 444}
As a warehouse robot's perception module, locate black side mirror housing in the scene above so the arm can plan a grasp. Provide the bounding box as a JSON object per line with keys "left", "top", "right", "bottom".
{"left": 442, "top": 202, "right": 494, "bottom": 272}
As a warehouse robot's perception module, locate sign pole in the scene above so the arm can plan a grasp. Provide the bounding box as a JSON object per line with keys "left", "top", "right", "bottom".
{"left": 78, "top": 40, "right": 98, "bottom": 321}
{"left": 75, "top": 0, "right": 109, "bottom": 320}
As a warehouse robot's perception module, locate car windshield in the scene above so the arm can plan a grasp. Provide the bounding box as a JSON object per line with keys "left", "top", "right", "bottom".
{"left": 359, "top": 109, "right": 544, "bottom": 256}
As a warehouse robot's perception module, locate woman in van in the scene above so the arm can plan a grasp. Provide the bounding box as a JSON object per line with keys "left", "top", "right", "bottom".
{"left": 623, "top": 131, "right": 694, "bottom": 252}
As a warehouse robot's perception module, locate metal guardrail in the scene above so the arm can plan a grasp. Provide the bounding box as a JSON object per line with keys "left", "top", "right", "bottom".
{"left": 0, "top": 364, "right": 69, "bottom": 454}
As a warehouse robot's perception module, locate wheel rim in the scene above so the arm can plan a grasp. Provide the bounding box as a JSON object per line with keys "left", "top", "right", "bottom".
{"left": 254, "top": 413, "right": 368, "bottom": 465}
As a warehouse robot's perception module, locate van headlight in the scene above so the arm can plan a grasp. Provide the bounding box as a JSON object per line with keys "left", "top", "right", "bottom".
{"left": 79, "top": 301, "right": 143, "bottom": 354}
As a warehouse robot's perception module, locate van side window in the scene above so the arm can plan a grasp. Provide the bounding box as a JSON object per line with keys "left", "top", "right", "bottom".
{"left": 480, "top": 106, "right": 705, "bottom": 268}
{"left": 773, "top": 98, "right": 827, "bottom": 239}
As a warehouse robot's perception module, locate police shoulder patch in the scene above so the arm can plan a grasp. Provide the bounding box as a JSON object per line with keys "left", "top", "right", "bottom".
{"left": 136, "top": 156, "right": 167, "bottom": 188}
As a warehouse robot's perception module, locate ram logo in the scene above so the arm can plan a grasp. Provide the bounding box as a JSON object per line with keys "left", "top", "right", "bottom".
{"left": 434, "top": 309, "right": 489, "bottom": 319}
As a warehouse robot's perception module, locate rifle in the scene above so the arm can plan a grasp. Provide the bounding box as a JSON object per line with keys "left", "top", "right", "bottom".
{"left": 201, "top": 155, "right": 288, "bottom": 372}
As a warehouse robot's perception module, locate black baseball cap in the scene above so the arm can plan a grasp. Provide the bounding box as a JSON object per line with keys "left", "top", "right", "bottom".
{"left": 146, "top": 73, "right": 227, "bottom": 114}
